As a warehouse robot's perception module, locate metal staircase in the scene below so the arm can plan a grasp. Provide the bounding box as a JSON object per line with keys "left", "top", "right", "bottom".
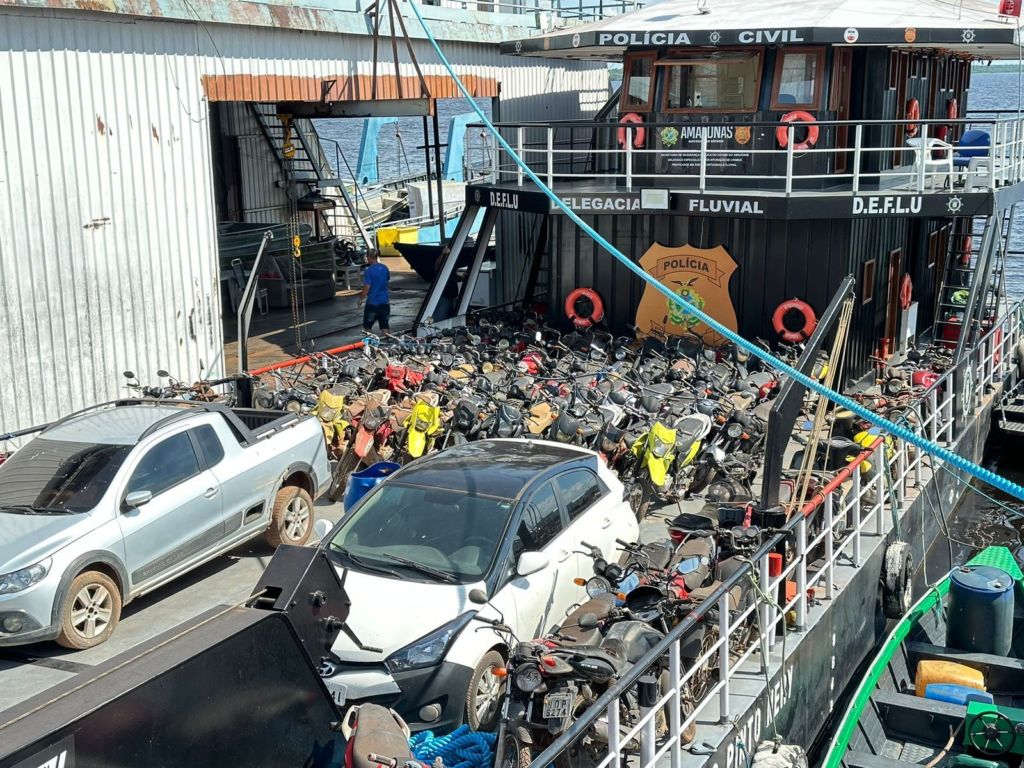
{"left": 936, "top": 205, "right": 1011, "bottom": 360}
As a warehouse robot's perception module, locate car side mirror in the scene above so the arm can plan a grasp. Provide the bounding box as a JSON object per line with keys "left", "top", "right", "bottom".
{"left": 468, "top": 588, "right": 489, "bottom": 605}
{"left": 313, "top": 518, "right": 333, "bottom": 543}
{"left": 516, "top": 551, "right": 550, "bottom": 578}
{"left": 578, "top": 612, "right": 599, "bottom": 630}
{"left": 123, "top": 490, "right": 153, "bottom": 510}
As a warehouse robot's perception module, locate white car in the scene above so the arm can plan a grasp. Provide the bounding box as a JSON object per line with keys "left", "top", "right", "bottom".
{"left": 316, "top": 438, "right": 638, "bottom": 732}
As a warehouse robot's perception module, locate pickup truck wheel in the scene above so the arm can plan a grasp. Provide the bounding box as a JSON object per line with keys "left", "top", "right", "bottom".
{"left": 56, "top": 571, "right": 122, "bottom": 649}
{"left": 267, "top": 486, "right": 314, "bottom": 547}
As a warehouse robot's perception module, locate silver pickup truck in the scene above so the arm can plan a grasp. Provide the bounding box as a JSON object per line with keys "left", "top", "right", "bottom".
{"left": 0, "top": 400, "right": 330, "bottom": 649}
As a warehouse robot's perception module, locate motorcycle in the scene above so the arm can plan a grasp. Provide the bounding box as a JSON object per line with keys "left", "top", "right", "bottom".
{"left": 312, "top": 385, "right": 350, "bottom": 460}
{"left": 628, "top": 413, "right": 711, "bottom": 520}
{"left": 398, "top": 393, "right": 444, "bottom": 463}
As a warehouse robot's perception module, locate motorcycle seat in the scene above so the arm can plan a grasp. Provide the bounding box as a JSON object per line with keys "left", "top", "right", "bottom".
{"left": 348, "top": 704, "right": 412, "bottom": 768}
{"left": 689, "top": 583, "right": 742, "bottom": 611}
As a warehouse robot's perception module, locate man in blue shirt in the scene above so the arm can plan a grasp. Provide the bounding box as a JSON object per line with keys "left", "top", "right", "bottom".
{"left": 358, "top": 250, "right": 390, "bottom": 333}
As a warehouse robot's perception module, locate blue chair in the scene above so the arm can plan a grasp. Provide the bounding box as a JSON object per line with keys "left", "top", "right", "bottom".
{"left": 953, "top": 129, "right": 990, "bottom": 169}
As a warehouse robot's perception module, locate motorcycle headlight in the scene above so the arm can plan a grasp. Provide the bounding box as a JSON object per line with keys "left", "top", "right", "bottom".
{"left": 514, "top": 664, "right": 544, "bottom": 693}
{"left": 285, "top": 400, "right": 302, "bottom": 414}
{"left": 414, "top": 418, "right": 431, "bottom": 431}
{"left": 652, "top": 438, "right": 670, "bottom": 458}
{"left": 726, "top": 423, "right": 743, "bottom": 439}
{"left": 384, "top": 612, "right": 474, "bottom": 673}
{"left": 586, "top": 576, "right": 611, "bottom": 598}
{"left": 0, "top": 560, "right": 50, "bottom": 595}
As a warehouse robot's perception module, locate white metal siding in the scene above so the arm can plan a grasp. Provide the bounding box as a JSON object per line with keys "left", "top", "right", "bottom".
{"left": 0, "top": 8, "right": 607, "bottom": 434}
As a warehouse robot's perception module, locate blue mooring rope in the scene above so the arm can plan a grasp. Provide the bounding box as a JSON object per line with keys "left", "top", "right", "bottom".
{"left": 410, "top": 725, "right": 496, "bottom": 768}
{"left": 406, "top": 0, "right": 1024, "bottom": 504}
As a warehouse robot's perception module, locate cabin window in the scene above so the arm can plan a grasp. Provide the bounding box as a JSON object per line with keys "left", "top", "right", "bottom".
{"left": 621, "top": 52, "right": 657, "bottom": 112}
{"left": 659, "top": 50, "right": 762, "bottom": 113}
{"left": 862, "top": 259, "right": 877, "bottom": 304}
{"left": 770, "top": 48, "right": 824, "bottom": 110}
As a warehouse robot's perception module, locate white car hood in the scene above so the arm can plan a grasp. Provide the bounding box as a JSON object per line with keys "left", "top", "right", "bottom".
{"left": 330, "top": 566, "right": 484, "bottom": 662}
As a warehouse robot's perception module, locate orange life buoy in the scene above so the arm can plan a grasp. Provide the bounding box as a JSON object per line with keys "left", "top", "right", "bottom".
{"left": 617, "top": 113, "right": 645, "bottom": 149}
{"left": 772, "top": 299, "right": 817, "bottom": 343}
{"left": 775, "top": 111, "right": 819, "bottom": 151}
{"left": 899, "top": 274, "right": 913, "bottom": 310}
{"left": 565, "top": 287, "right": 605, "bottom": 328}
{"left": 905, "top": 98, "right": 921, "bottom": 136}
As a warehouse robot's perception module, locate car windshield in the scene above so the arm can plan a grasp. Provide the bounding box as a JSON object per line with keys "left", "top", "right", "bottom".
{"left": 327, "top": 483, "right": 514, "bottom": 583}
{"left": 0, "top": 438, "right": 132, "bottom": 513}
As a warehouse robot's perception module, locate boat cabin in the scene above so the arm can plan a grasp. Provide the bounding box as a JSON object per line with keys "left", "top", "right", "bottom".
{"left": 418, "top": 0, "right": 1024, "bottom": 380}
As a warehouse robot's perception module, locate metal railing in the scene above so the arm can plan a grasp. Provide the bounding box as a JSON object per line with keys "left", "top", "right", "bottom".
{"left": 466, "top": 116, "right": 1024, "bottom": 196}
{"left": 421, "top": 0, "right": 644, "bottom": 21}
{"left": 529, "top": 302, "right": 1024, "bottom": 768}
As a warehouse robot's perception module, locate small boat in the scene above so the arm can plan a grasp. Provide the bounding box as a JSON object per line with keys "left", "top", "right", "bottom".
{"left": 394, "top": 242, "right": 481, "bottom": 283}
{"left": 822, "top": 546, "right": 1024, "bottom": 768}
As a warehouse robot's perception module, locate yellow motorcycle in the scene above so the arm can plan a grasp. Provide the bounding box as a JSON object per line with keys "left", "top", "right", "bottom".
{"left": 628, "top": 414, "right": 710, "bottom": 521}
{"left": 399, "top": 393, "right": 444, "bottom": 463}
{"left": 312, "top": 385, "right": 349, "bottom": 459}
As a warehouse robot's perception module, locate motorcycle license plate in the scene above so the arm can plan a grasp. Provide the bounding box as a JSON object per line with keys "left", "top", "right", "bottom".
{"left": 542, "top": 692, "right": 573, "bottom": 720}
{"left": 325, "top": 680, "right": 347, "bottom": 707}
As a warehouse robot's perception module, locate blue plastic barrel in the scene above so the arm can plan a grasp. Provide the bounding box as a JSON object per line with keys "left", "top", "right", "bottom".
{"left": 924, "top": 683, "right": 994, "bottom": 706}
{"left": 343, "top": 461, "right": 400, "bottom": 510}
{"left": 946, "top": 565, "right": 1014, "bottom": 656}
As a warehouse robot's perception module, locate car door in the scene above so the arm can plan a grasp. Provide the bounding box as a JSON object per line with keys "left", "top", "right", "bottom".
{"left": 196, "top": 418, "right": 275, "bottom": 538}
{"left": 554, "top": 468, "right": 622, "bottom": 586}
{"left": 117, "top": 428, "right": 224, "bottom": 590}
{"left": 494, "top": 482, "right": 580, "bottom": 640}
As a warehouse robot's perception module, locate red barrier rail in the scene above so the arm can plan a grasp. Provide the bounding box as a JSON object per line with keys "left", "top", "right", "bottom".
{"left": 247, "top": 341, "right": 365, "bottom": 376}
{"left": 799, "top": 436, "right": 885, "bottom": 517}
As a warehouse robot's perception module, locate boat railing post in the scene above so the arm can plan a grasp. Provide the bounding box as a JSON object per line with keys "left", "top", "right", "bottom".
{"left": 928, "top": 387, "right": 939, "bottom": 446}
{"left": 917, "top": 124, "right": 928, "bottom": 192}
{"left": 785, "top": 125, "right": 794, "bottom": 196}
{"left": 759, "top": 553, "right": 774, "bottom": 657}
{"left": 718, "top": 591, "right": 731, "bottom": 723}
{"left": 516, "top": 127, "right": 524, "bottom": 186}
{"left": 824, "top": 493, "right": 835, "bottom": 600}
{"left": 990, "top": 123, "right": 998, "bottom": 190}
{"left": 853, "top": 124, "right": 863, "bottom": 194}
{"left": 897, "top": 441, "right": 906, "bottom": 506}
{"left": 607, "top": 696, "right": 621, "bottom": 768}
{"left": 795, "top": 515, "right": 807, "bottom": 629}
{"left": 699, "top": 128, "right": 708, "bottom": 193}
{"left": 547, "top": 128, "right": 554, "bottom": 187}
{"left": 913, "top": 411, "right": 923, "bottom": 487}
{"left": 669, "top": 641, "right": 682, "bottom": 768}
{"left": 626, "top": 130, "right": 633, "bottom": 190}
{"left": 874, "top": 444, "right": 885, "bottom": 537}
{"left": 852, "top": 461, "right": 862, "bottom": 567}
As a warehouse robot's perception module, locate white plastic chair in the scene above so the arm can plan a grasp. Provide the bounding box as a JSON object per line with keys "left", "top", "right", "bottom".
{"left": 906, "top": 137, "right": 954, "bottom": 189}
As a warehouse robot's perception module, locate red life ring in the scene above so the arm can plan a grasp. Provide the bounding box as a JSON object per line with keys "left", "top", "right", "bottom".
{"left": 960, "top": 235, "right": 973, "bottom": 266}
{"left": 905, "top": 98, "right": 921, "bottom": 136}
{"left": 565, "top": 287, "right": 605, "bottom": 328}
{"left": 775, "top": 111, "right": 819, "bottom": 151}
{"left": 617, "top": 113, "right": 645, "bottom": 149}
{"left": 899, "top": 274, "right": 913, "bottom": 310}
{"left": 947, "top": 97, "right": 958, "bottom": 121}
{"left": 772, "top": 299, "right": 817, "bottom": 343}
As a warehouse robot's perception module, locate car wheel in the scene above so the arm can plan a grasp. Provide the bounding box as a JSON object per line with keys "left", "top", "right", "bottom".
{"left": 56, "top": 570, "right": 122, "bottom": 650}
{"left": 466, "top": 650, "right": 505, "bottom": 731}
{"left": 267, "top": 486, "right": 314, "bottom": 547}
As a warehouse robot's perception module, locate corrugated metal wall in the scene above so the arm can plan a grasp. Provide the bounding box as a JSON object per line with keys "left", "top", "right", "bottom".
{"left": 0, "top": 8, "right": 608, "bottom": 433}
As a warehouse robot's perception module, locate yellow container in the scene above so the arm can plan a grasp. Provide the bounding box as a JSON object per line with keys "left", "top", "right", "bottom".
{"left": 375, "top": 226, "right": 419, "bottom": 257}
{"left": 914, "top": 659, "right": 985, "bottom": 697}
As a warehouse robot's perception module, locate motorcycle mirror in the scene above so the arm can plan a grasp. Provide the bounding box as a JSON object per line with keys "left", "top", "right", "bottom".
{"left": 156, "top": 369, "right": 170, "bottom": 378}
{"left": 468, "top": 588, "right": 489, "bottom": 605}
{"left": 535, "top": 331, "right": 543, "bottom": 342}
{"left": 123, "top": 370, "right": 136, "bottom": 379}
{"left": 577, "top": 612, "right": 599, "bottom": 630}
{"left": 313, "top": 518, "right": 333, "bottom": 543}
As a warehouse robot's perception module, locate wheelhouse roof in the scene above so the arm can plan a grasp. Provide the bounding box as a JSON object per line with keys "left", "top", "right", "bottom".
{"left": 505, "top": 0, "right": 1023, "bottom": 60}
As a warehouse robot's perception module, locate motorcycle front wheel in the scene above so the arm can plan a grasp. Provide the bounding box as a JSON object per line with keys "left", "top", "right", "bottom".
{"left": 628, "top": 478, "right": 652, "bottom": 523}
{"left": 496, "top": 729, "right": 533, "bottom": 768}
{"left": 327, "top": 451, "right": 359, "bottom": 503}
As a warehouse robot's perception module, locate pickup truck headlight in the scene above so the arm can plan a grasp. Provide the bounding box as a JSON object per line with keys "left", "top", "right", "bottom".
{"left": 384, "top": 612, "right": 474, "bottom": 674}
{"left": 0, "top": 560, "right": 50, "bottom": 595}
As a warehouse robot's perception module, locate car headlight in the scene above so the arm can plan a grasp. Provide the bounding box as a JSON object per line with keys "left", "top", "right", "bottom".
{"left": 0, "top": 560, "right": 50, "bottom": 595}
{"left": 586, "top": 576, "right": 611, "bottom": 598}
{"left": 384, "top": 612, "right": 474, "bottom": 673}
{"left": 514, "top": 664, "right": 543, "bottom": 693}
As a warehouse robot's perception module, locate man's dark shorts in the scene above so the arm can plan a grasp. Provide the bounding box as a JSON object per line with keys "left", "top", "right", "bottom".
{"left": 363, "top": 302, "right": 391, "bottom": 331}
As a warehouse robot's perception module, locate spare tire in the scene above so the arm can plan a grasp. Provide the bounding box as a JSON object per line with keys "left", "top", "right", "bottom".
{"left": 882, "top": 541, "right": 914, "bottom": 619}
{"left": 752, "top": 741, "right": 808, "bottom": 768}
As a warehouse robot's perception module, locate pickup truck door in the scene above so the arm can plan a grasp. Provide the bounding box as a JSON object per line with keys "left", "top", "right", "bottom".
{"left": 201, "top": 418, "right": 279, "bottom": 537}
{"left": 117, "top": 428, "right": 224, "bottom": 590}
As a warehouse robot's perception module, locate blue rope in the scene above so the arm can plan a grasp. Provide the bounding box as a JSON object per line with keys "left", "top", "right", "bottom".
{"left": 410, "top": 725, "right": 496, "bottom": 768}
{"left": 405, "top": 1, "right": 1024, "bottom": 503}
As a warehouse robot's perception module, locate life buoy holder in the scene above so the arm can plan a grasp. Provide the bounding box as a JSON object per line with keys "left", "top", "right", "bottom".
{"left": 899, "top": 274, "right": 913, "bottom": 310}
{"left": 775, "top": 111, "right": 819, "bottom": 151}
{"left": 618, "top": 113, "right": 645, "bottom": 149}
{"left": 772, "top": 299, "right": 817, "bottom": 343}
{"left": 565, "top": 287, "right": 605, "bottom": 328}
{"left": 905, "top": 98, "right": 921, "bottom": 136}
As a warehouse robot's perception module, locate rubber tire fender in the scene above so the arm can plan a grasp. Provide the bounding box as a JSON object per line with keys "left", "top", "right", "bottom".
{"left": 882, "top": 541, "right": 914, "bottom": 619}
{"left": 751, "top": 742, "right": 809, "bottom": 768}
